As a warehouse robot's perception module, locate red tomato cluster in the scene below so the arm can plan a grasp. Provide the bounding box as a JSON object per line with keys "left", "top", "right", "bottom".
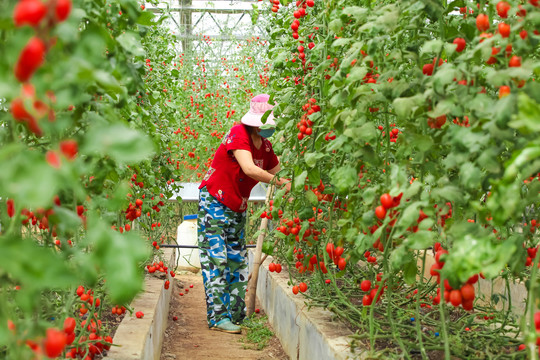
{"left": 405, "top": 209, "right": 429, "bottom": 234}
{"left": 527, "top": 219, "right": 539, "bottom": 233}
{"left": 10, "top": 84, "right": 55, "bottom": 137}
{"left": 288, "top": 0, "right": 314, "bottom": 40}
{"left": 174, "top": 125, "right": 200, "bottom": 140}
{"left": 360, "top": 274, "right": 384, "bottom": 306}
{"left": 125, "top": 198, "right": 143, "bottom": 222}
{"left": 76, "top": 286, "right": 101, "bottom": 315}
{"left": 10, "top": 0, "right": 72, "bottom": 136}
{"left": 6, "top": 199, "right": 15, "bottom": 218}
{"left": 276, "top": 216, "right": 303, "bottom": 238}
{"left": 269, "top": 0, "right": 280, "bottom": 13}
{"left": 434, "top": 202, "right": 452, "bottom": 228}
{"left": 60, "top": 140, "right": 79, "bottom": 160}
{"left": 28, "top": 287, "right": 113, "bottom": 359}
{"left": 324, "top": 130, "right": 336, "bottom": 141}
{"left": 430, "top": 243, "right": 480, "bottom": 311}
{"left": 146, "top": 260, "right": 168, "bottom": 274}
{"left": 296, "top": 98, "right": 320, "bottom": 140}
{"left": 43, "top": 138, "right": 79, "bottom": 168}
{"left": 452, "top": 116, "right": 470, "bottom": 127}
{"left": 42, "top": 328, "right": 67, "bottom": 358}
{"left": 377, "top": 124, "right": 400, "bottom": 143}
{"left": 363, "top": 250, "right": 377, "bottom": 264}
{"left": 292, "top": 281, "right": 308, "bottom": 295}
{"left": 130, "top": 173, "right": 144, "bottom": 188}
{"left": 525, "top": 242, "right": 539, "bottom": 267}
{"left": 19, "top": 199, "right": 85, "bottom": 244}
{"left": 326, "top": 243, "right": 347, "bottom": 271}
{"left": 422, "top": 57, "right": 444, "bottom": 76}
{"left": 151, "top": 200, "right": 166, "bottom": 213}
{"left": 374, "top": 192, "right": 402, "bottom": 220}
{"left": 427, "top": 115, "right": 447, "bottom": 129}
{"left": 298, "top": 253, "right": 328, "bottom": 274}
{"left": 306, "top": 180, "right": 332, "bottom": 202}
{"left": 260, "top": 200, "right": 280, "bottom": 220}
{"left": 111, "top": 305, "right": 127, "bottom": 316}
{"left": 453, "top": 37, "right": 466, "bottom": 52}
{"left": 268, "top": 262, "right": 283, "bottom": 273}
{"left": 524, "top": 173, "right": 540, "bottom": 185}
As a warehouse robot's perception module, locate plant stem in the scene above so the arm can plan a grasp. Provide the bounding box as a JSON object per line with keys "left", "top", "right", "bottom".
{"left": 438, "top": 276, "right": 451, "bottom": 359}
{"left": 414, "top": 251, "right": 428, "bottom": 359}
{"left": 526, "top": 249, "right": 540, "bottom": 359}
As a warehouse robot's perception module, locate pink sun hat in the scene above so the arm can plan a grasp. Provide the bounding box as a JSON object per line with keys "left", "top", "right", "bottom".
{"left": 240, "top": 94, "right": 277, "bottom": 127}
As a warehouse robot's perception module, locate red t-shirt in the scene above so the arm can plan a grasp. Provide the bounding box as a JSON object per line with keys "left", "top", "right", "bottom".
{"left": 199, "top": 124, "right": 279, "bottom": 212}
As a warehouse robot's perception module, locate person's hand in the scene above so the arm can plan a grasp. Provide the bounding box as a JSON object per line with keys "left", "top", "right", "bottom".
{"left": 284, "top": 181, "right": 292, "bottom": 193}
{"left": 281, "top": 180, "right": 293, "bottom": 203}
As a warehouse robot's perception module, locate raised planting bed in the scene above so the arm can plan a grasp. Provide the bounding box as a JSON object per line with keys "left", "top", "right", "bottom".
{"left": 104, "top": 248, "right": 176, "bottom": 360}
{"left": 248, "top": 251, "right": 366, "bottom": 360}
{"left": 250, "top": 250, "right": 529, "bottom": 360}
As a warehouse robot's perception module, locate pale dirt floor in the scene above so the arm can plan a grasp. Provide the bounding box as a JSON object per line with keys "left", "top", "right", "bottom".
{"left": 160, "top": 273, "right": 289, "bottom": 360}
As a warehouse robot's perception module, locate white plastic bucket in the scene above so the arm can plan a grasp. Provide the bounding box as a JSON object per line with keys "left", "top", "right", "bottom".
{"left": 176, "top": 214, "right": 200, "bottom": 271}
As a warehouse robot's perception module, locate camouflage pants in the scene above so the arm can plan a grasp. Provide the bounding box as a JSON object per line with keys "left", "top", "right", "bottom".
{"left": 198, "top": 187, "right": 248, "bottom": 327}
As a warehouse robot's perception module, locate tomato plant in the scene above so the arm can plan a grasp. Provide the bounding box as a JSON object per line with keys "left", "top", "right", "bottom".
{"left": 0, "top": 0, "right": 275, "bottom": 357}
{"left": 260, "top": 0, "right": 540, "bottom": 357}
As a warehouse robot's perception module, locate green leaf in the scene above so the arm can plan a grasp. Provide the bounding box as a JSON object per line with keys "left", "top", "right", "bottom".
{"left": 459, "top": 162, "right": 483, "bottom": 189}
{"left": 88, "top": 217, "right": 150, "bottom": 304}
{"left": 403, "top": 258, "right": 418, "bottom": 285}
{"left": 509, "top": 93, "right": 540, "bottom": 133}
{"left": 427, "top": 99, "right": 454, "bottom": 118}
{"left": 432, "top": 65, "right": 457, "bottom": 88}
{"left": 393, "top": 94, "right": 424, "bottom": 119}
{"left": 0, "top": 237, "right": 78, "bottom": 294}
{"left": 261, "top": 109, "right": 272, "bottom": 124}
{"left": 502, "top": 145, "right": 540, "bottom": 182}
{"left": 304, "top": 152, "right": 325, "bottom": 168}
{"left": 0, "top": 144, "right": 60, "bottom": 208}
{"left": 329, "top": 19, "right": 343, "bottom": 34}
{"left": 342, "top": 6, "right": 368, "bottom": 20}
{"left": 332, "top": 38, "right": 351, "bottom": 47}
{"left": 305, "top": 190, "right": 318, "bottom": 206}
{"left": 404, "top": 180, "right": 422, "bottom": 199}
{"left": 330, "top": 166, "right": 358, "bottom": 193}
{"left": 442, "top": 223, "right": 516, "bottom": 284}
{"left": 262, "top": 240, "right": 275, "bottom": 255}
{"left": 421, "top": 40, "right": 443, "bottom": 55}
{"left": 117, "top": 31, "right": 145, "bottom": 57}
{"left": 397, "top": 202, "right": 423, "bottom": 228}
{"left": 294, "top": 170, "right": 308, "bottom": 191}
{"left": 298, "top": 206, "right": 314, "bottom": 220}
{"left": 431, "top": 186, "right": 463, "bottom": 202}
{"left": 362, "top": 186, "right": 376, "bottom": 204}
{"left": 343, "top": 123, "right": 377, "bottom": 143}
{"left": 390, "top": 246, "right": 413, "bottom": 270}
{"left": 137, "top": 10, "right": 155, "bottom": 25}
{"left": 307, "top": 167, "right": 321, "bottom": 187}
{"left": 405, "top": 230, "right": 435, "bottom": 250}
{"left": 84, "top": 124, "right": 156, "bottom": 163}
{"left": 93, "top": 70, "right": 124, "bottom": 98}
{"left": 405, "top": 133, "right": 433, "bottom": 152}
{"left": 345, "top": 66, "right": 368, "bottom": 84}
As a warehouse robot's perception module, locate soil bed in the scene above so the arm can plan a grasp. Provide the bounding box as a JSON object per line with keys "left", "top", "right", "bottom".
{"left": 160, "top": 273, "right": 288, "bottom": 360}
{"left": 95, "top": 306, "right": 126, "bottom": 359}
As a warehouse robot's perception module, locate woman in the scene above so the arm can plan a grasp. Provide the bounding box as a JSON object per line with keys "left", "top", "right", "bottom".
{"left": 197, "top": 94, "right": 290, "bottom": 334}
